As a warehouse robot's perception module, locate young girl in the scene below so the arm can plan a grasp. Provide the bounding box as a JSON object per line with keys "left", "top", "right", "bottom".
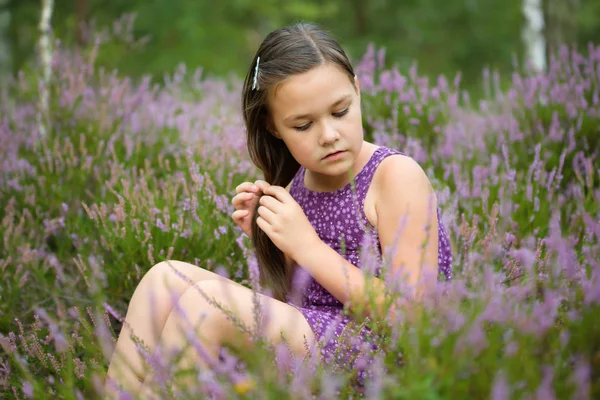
{"left": 105, "top": 22, "right": 452, "bottom": 398}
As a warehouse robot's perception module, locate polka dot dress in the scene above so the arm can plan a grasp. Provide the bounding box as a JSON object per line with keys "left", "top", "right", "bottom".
{"left": 284, "top": 146, "right": 453, "bottom": 380}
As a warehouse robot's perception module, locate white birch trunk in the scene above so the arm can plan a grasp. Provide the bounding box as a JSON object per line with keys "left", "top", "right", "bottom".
{"left": 522, "top": 0, "right": 547, "bottom": 72}
{"left": 37, "top": 0, "right": 54, "bottom": 138}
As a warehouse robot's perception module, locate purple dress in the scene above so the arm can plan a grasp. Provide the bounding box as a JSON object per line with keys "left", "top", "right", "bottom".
{"left": 285, "top": 146, "right": 453, "bottom": 372}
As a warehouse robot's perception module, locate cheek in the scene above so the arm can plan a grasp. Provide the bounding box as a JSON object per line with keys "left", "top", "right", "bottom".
{"left": 346, "top": 109, "right": 363, "bottom": 131}
{"left": 285, "top": 136, "right": 312, "bottom": 159}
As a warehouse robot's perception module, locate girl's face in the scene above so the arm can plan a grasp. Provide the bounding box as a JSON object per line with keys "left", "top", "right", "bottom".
{"left": 266, "top": 63, "right": 364, "bottom": 187}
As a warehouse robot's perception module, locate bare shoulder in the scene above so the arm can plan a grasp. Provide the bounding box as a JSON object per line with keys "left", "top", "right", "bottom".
{"left": 379, "top": 154, "right": 429, "bottom": 183}
{"left": 374, "top": 154, "right": 434, "bottom": 210}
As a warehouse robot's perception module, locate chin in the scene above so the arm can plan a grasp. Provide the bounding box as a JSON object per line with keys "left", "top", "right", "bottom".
{"left": 331, "top": 159, "right": 355, "bottom": 174}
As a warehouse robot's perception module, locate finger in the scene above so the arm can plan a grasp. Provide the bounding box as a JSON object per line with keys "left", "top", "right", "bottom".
{"left": 263, "top": 185, "right": 291, "bottom": 204}
{"left": 232, "top": 209, "right": 249, "bottom": 222}
{"left": 259, "top": 195, "right": 285, "bottom": 213}
{"left": 256, "top": 216, "right": 271, "bottom": 236}
{"left": 235, "top": 182, "right": 252, "bottom": 194}
{"left": 254, "top": 180, "right": 271, "bottom": 192}
{"left": 235, "top": 182, "right": 260, "bottom": 194}
{"left": 232, "top": 192, "right": 254, "bottom": 208}
{"left": 235, "top": 191, "right": 256, "bottom": 202}
{"left": 232, "top": 194, "right": 244, "bottom": 208}
{"left": 256, "top": 204, "right": 276, "bottom": 225}
{"left": 232, "top": 209, "right": 248, "bottom": 222}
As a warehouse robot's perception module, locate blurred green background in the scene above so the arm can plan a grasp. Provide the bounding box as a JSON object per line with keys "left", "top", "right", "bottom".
{"left": 2, "top": 0, "right": 599, "bottom": 94}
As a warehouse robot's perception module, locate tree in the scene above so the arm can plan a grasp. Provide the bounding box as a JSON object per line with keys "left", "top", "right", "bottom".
{"left": 523, "top": 0, "right": 546, "bottom": 72}
{"left": 37, "top": 0, "right": 54, "bottom": 137}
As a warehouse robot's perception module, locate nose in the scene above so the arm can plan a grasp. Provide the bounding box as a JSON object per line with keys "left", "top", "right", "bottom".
{"left": 319, "top": 121, "right": 340, "bottom": 146}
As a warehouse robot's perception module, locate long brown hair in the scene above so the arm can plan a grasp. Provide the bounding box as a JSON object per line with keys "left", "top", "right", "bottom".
{"left": 242, "top": 22, "right": 356, "bottom": 301}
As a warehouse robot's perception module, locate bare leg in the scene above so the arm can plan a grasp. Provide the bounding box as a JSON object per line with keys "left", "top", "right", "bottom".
{"left": 104, "top": 260, "right": 246, "bottom": 399}
{"left": 138, "top": 279, "right": 315, "bottom": 397}
{"left": 138, "top": 301, "right": 223, "bottom": 399}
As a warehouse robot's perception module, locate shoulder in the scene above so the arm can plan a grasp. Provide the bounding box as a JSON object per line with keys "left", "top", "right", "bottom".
{"left": 374, "top": 152, "right": 428, "bottom": 188}
{"left": 374, "top": 154, "right": 435, "bottom": 212}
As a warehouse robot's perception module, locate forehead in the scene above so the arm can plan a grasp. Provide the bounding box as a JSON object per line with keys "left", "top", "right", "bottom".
{"left": 267, "top": 63, "right": 354, "bottom": 118}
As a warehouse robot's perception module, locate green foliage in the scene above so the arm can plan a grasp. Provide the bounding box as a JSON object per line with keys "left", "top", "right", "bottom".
{"left": 5, "top": 0, "right": 596, "bottom": 95}
{"left": 1, "top": 14, "right": 599, "bottom": 400}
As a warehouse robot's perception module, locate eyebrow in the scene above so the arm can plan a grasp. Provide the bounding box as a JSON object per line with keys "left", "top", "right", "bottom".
{"left": 284, "top": 94, "right": 352, "bottom": 123}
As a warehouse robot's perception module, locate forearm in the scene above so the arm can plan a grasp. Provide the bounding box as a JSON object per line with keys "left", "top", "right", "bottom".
{"left": 294, "top": 241, "right": 388, "bottom": 317}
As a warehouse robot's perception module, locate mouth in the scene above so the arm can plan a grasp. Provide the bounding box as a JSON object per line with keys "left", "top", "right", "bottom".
{"left": 322, "top": 150, "right": 345, "bottom": 160}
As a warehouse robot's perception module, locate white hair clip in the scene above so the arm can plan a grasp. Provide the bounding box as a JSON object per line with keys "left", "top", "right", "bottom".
{"left": 252, "top": 56, "right": 260, "bottom": 90}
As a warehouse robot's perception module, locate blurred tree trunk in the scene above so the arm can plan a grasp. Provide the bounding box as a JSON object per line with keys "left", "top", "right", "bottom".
{"left": 352, "top": 0, "right": 367, "bottom": 35}
{"left": 542, "top": 0, "right": 579, "bottom": 61}
{"left": 522, "top": 0, "right": 546, "bottom": 72}
{"left": 37, "top": 0, "right": 53, "bottom": 138}
{"left": 74, "top": 0, "right": 87, "bottom": 47}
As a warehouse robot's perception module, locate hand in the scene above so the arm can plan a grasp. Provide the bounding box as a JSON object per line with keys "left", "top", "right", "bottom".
{"left": 255, "top": 185, "right": 322, "bottom": 263}
{"left": 231, "top": 180, "right": 271, "bottom": 238}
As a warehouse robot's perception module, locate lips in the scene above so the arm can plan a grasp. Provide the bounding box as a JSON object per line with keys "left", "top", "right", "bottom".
{"left": 322, "top": 150, "right": 345, "bottom": 159}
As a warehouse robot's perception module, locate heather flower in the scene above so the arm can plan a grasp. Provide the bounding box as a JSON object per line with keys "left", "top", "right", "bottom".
{"left": 0, "top": 24, "right": 597, "bottom": 399}
{"left": 491, "top": 369, "right": 511, "bottom": 400}
{"left": 22, "top": 381, "right": 34, "bottom": 398}
{"left": 156, "top": 218, "right": 168, "bottom": 232}
{"left": 34, "top": 308, "right": 69, "bottom": 354}
{"left": 582, "top": 270, "right": 600, "bottom": 306}
{"left": 570, "top": 356, "right": 591, "bottom": 400}
{"left": 535, "top": 365, "right": 556, "bottom": 400}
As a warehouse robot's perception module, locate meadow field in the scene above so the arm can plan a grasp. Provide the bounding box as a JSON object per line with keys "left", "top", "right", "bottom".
{"left": 0, "top": 35, "right": 598, "bottom": 399}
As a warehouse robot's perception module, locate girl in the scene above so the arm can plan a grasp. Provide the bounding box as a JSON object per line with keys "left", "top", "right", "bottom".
{"left": 105, "top": 22, "right": 452, "bottom": 398}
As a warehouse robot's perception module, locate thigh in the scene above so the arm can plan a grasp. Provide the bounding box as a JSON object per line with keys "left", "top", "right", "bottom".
{"left": 139, "top": 260, "right": 246, "bottom": 296}
{"left": 176, "top": 280, "right": 316, "bottom": 356}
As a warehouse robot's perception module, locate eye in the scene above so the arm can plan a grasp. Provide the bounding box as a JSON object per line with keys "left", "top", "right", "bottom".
{"left": 333, "top": 107, "right": 350, "bottom": 118}
{"left": 294, "top": 123, "right": 311, "bottom": 132}
{"left": 293, "top": 106, "right": 350, "bottom": 131}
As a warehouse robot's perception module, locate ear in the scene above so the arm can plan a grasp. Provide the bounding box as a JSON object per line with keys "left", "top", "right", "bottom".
{"left": 270, "top": 130, "right": 282, "bottom": 139}
{"left": 353, "top": 75, "right": 361, "bottom": 99}
{"left": 266, "top": 116, "right": 282, "bottom": 139}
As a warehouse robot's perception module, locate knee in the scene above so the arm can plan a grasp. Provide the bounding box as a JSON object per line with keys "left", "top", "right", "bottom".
{"left": 130, "top": 260, "right": 185, "bottom": 305}
{"left": 143, "top": 260, "right": 176, "bottom": 280}
{"left": 140, "top": 260, "right": 183, "bottom": 291}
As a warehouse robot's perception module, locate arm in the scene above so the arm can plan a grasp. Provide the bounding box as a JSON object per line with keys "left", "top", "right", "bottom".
{"left": 294, "top": 156, "right": 439, "bottom": 317}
